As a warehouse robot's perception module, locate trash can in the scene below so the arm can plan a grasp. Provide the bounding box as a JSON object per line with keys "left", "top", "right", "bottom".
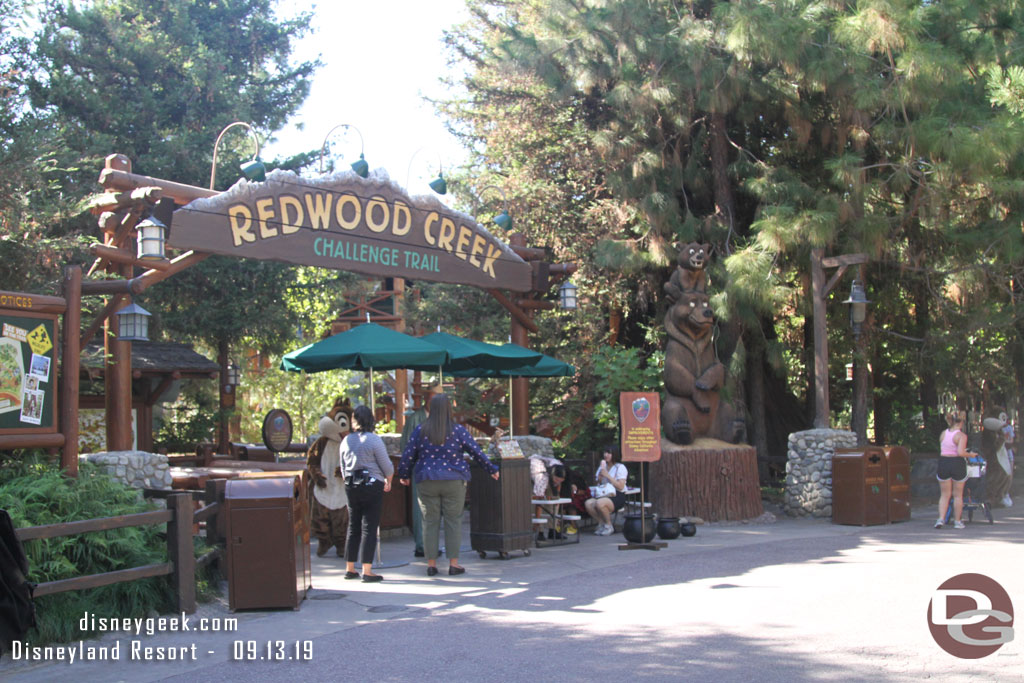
{"left": 224, "top": 475, "right": 311, "bottom": 610}
{"left": 832, "top": 446, "right": 888, "bottom": 526}
{"left": 469, "top": 457, "right": 533, "bottom": 559}
{"left": 884, "top": 446, "right": 912, "bottom": 523}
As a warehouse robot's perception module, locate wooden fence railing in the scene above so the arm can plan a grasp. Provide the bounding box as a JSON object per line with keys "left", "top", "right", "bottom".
{"left": 13, "top": 480, "right": 227, "bottom": 615}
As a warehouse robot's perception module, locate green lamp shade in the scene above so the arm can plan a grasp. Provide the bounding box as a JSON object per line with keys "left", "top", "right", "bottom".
{"left": 429, "top": 174, "right": 447, "bottom": 195}
{"left": 351, "top": 155, "right": 369, "bottom": 178}
{"left": 493, "top": 211, "right": 512, "bottom": 231}
{"left": 239, "top": 159, "right": 266, "bottom": 182}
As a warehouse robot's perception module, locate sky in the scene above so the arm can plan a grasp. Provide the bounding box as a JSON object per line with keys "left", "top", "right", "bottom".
{"left": 263, "top": 1, "right": 472, "bottom": 193}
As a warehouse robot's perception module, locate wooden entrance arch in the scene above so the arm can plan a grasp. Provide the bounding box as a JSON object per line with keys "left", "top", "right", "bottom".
{"left": 52, "top": 154, "right": 573, "bottom": 472}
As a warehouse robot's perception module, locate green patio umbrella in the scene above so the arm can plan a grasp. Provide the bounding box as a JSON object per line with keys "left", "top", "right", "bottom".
{"left": 281, "top": 323, "right": 450, "bottom": 413}
{"left": 420, "top": 331, "right": 543, "bottom": 380}
{"left": 449, "top": 348, "right": 575, "bottom": 437}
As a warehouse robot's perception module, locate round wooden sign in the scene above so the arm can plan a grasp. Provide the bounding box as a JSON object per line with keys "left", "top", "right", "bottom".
{"left": 261, "top": 409, "right": 293, "bottom": 452}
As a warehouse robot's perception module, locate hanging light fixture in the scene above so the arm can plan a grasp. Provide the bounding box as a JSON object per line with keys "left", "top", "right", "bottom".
{"left": 479, "top": 185, "right": 511, "bottom": 231}
{"left": 135, "top": 215, "right": 167, "bottom": 261}
{"left": 558, "top": 280, "right": 578, "bottom": 310}
{"left": 406, "top": 146, "right": 447, "bottom": 195}
{"left": 223, "top": 361, "right": 241, "bottom": 394}
{"left": 209, "top": 121, "right": 264, "bottom": 190}
{"left": 319, "top": 124, "right": 369, "bottom": 178}
{"left": 842, "top": 279, "right": 871, "bottom": 337}
{"left": 116, "top": 301, "right": 152, "bottom": 341}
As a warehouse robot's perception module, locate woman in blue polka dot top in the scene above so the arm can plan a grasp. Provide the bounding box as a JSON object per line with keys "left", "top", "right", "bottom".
{"left": 398, "top": 393, "right": 499, "bottom": 577}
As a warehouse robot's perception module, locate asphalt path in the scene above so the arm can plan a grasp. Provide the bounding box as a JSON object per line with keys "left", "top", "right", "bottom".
{"left": 3, "top": 491, "right": 1023, "bottom": 682}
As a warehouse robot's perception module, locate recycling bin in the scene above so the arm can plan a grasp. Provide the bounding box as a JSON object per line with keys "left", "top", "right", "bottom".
{"left": 883, "top": 446, "right": 912, "bottom": 523}
{"left": 469, "top": 457, "right": 533, "bottom": 559}
{"left": 832, "top": 446, "right": 888, "bottom": 526}
{"left": 224, "top": 475, "right": 311, "bottom": 610}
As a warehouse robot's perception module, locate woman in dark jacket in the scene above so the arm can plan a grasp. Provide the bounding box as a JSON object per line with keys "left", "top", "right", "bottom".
{"left": 398, "top": 393, "right": 498, "bottom": 576}
{"left": 340, "top": 405, "right": 394, "bottom": 582}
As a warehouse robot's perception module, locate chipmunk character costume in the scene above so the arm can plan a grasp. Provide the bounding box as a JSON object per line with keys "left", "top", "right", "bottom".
{"left": 307, "top": 399, "right": 352, "bottom": 557}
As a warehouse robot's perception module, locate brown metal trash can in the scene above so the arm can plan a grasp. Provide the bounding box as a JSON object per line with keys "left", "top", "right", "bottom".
{"left": 224, "top": 475, "right": 311, "bottom": 610}
{"left": 832, "top": 446, "right": 888, "bottom": 526}
{"left": 884, "top": 446, "right": 912, "bottom": 523}
{"left": 469, "top": 458, "right": 533, "bottom": 559}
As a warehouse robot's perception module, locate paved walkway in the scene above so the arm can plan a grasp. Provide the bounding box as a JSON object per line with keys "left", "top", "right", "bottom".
{"left": 3, "top": 487, "right": 1023, "bottom": 682}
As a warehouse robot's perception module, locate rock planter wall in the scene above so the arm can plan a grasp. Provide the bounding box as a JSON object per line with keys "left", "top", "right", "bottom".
{"left": 784, "top": 429, "right": 857, "bottom": 517}
{"left": 79, "top": 451, "right": 173, "bottom": 490}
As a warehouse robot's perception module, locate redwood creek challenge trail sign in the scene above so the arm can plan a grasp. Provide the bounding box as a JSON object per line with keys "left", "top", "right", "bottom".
{"left": 169, "top": 170, "right": 533, "bottom": 291}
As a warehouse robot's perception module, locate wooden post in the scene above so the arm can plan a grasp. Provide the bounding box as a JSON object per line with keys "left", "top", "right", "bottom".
{"left": 166, "top": 493, "right": 196, "bottom": 614}
{"left": 204, "top": 479, "right": 227, "bottom": 550}
{"left": 393, "top": 278, "right": 407, "bottom": 434}
{"left": 216, "top": 340, "right": 234, "bottom": 454}
{"left": 811, "top": 248, "right": 829, "bottom": 429}
{"left": 62, "top": 266, "right": 82, "bottom": 475}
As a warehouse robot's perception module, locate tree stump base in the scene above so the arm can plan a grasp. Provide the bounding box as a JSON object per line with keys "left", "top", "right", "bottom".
{"left": 650, "top": 438, "right": 762, "bottom": 522}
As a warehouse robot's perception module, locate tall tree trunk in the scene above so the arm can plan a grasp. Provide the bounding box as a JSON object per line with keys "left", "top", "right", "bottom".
{"left": 872, "top": 353, "right": 889, "bottom": 445}
{"left": 914, "top": 278, "right": 940, "bottom": 433}
{"left": 745, "top": 330, "right": 771, "bottom": 477}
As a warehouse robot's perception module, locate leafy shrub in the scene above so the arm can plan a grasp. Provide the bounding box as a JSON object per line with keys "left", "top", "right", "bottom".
{"left": 0, "top": 459, "right": 174, "bottom": 644}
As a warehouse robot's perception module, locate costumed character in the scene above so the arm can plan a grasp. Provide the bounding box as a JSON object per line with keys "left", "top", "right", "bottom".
{"left": 307, "top": 398, "right": 352, "bottom": 557}
{"left": 982, "top": 411, "right": 1013, "bottom": 507}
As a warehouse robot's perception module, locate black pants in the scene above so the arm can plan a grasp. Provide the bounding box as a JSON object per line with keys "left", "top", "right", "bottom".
{"left": 344, "top": 481, "right": 385, "bottom": 565}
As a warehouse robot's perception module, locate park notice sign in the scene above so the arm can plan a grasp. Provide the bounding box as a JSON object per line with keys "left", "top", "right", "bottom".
{"left": 619, "top": 392, "right": 661, "bottom": 462}
{"left": 0, "top": 308, "right": 58, "bottom": 434}
{"left": 169, "top": 170, "right": 534, "bottom": 292}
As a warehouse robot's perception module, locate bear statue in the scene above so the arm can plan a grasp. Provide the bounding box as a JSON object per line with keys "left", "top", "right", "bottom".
{"left": 664, "top": 242, "right": 711, "bottom": 302}
{"left": 661, "top": 289, "right": 745, "bottom": 445}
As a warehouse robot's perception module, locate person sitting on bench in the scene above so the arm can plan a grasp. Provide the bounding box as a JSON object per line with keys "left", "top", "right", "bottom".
{"left": 585, "top": 445, "right": 628, "bottom": 536}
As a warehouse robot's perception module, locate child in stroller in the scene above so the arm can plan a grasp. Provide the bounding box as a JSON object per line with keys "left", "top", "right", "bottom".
{"left": 944, "top": 454, "right": 994, "bottom": 525}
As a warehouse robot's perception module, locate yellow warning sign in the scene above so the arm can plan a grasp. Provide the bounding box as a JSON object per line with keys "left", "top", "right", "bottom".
{"left": 27, "top": 324, "right": 52, "bottom": 356}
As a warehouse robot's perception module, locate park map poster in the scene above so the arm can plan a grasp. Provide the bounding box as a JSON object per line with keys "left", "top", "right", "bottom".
{"left": 0, "top": 311, "right": 58, "bottom": 433}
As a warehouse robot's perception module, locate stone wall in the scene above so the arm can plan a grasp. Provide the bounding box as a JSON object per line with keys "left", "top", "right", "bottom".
{"left": 79, "top": 451, "right": 173, "bottom": 490}
{"left": 784, "top": 429, "right": 857, "bottom": 517}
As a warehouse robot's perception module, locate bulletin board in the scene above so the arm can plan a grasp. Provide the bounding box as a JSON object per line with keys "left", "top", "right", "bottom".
{"left": 0, "top": 310, "right": 58, "bottom": 434}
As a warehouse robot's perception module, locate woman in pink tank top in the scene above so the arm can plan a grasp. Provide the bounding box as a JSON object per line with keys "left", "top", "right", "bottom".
{"left": 935, "top": 411, "right": 970, "bottom": 529}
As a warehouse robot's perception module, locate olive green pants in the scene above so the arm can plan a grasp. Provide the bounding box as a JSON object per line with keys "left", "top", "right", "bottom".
{"left": 417, "top": 479, "right": 466, "bottom": 561}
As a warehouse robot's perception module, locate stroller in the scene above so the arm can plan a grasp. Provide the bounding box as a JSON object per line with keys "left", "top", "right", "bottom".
{"left": 944, "top": 455, "right": 994, "bottom": 524}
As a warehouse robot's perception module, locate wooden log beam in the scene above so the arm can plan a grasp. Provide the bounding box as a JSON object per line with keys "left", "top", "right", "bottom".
{"left": 61, "top": 265, "right": 82, "bottom": 475}
{"left": 80, "top": 250, "right": 210, "bottom": 297}
{"left": 821, "top": 253, "right": 868, "bottom": 268}
{"left": 487, "top": 288, "right": 538, "bottom": 334}
{"left": 99, "top": 168, "right": 217, "bottom": 206}
{"left": 80, "top": 294, "right": 126, "bottom": 351}
{"left": 0, "top": 290, "right": 66, "bottom": 314}
{"left": 0, "top": 433, "right": 66, "bottom": 450}
{"left": 510, "top": 245, "right": 546, "bottom": 261}
{"left": 90, "top": 244, "right": 171, "bottom": 271}
{"left": 15, "top": 508, "right": 173, "bottom": 541}
{"left": 514, "top": 298, "right": 556, "bottom": 310}
{"left": 145, "top": 372, "right": 180, "bottom": 407}
{"left": 31, "top": 563, "right": 174, "bottom": 598}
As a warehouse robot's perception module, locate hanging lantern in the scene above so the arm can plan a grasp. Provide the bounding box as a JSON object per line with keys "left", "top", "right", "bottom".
{"left": 226, "top": 361, "right": 241, "bottom": 387}
{"left": 116, "top": 302, "right": 152, "bottom": 341}
{"left": 559, "top": 280, "right": 578, "bottom": 310}
{"left": 136, "top": 216, "right": 167, "bottom": 261}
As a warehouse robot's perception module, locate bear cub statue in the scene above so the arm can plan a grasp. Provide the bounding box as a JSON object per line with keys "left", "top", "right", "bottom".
{"left": 664, "top": 242, "right": 711, "bottom": 302}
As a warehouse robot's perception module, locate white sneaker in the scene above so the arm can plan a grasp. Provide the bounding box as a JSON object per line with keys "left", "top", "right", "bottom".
{"left": 593, "top": 524, "right": 607, "bottom": 535}
{"left": 597, "top": 525, "right": 614, "bottom": 536}
{"left": 934, "top": 519, "right": 943, "bottom": 529}
{"left": 954, "top": 520, "right": 966, "bottom": 529}
{"left": 1002, "top": 495, "right": 1013, "bottom": 508}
